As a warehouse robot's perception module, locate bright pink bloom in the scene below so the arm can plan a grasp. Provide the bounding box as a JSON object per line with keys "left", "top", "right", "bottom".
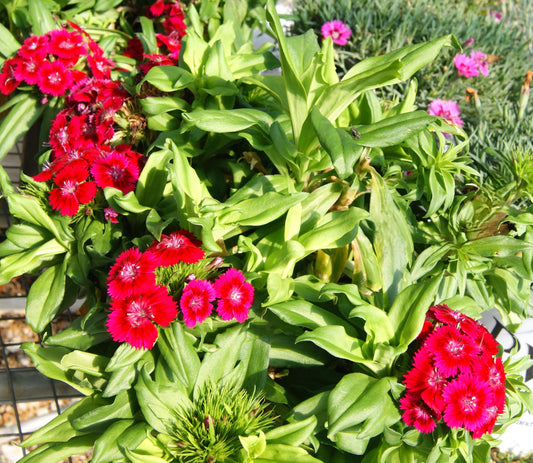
{"left": 400, "top": 392, "right": 438, "bottom": 433}
{"left": 471, "top": 50, "right": 489, "bottom": 77}
{"left": 443, "top": 376, "right": 491, "bottom": 432}
{"left": 148, "top": 0, "right": 169, "bottom": 17}
{"left": 47, "top": 29, "right": 87, "bottom": 60}
{"left": 91, "top": 150, "right": 140, "bottom": 194}
{"left": 214, "top": 268, "right": 254, "bottom": 322}
{"left": 454, "top": 53, "right": 479, "bottom": 78}
{"left": 180, "top": 279, "right": 215, "bottom": 327}
{"left": 425, "top": 325, "right": 480, "bottom": 376}
{"left": 107, "top": 248, "right": 158, "bottom": 300}
{"left": 37, "top": 60, "right": 73, "bottom": 96}
{"left": 107, "top": 285, "right": 178, "bottom": 349}
{"left": 48, "top": 163, "right": 96, "bottom": 216}
{"left": 489, "top": 10, "right": 502, "bottom": 22}
{"left": 138, "top": 53, "right": 178, "bottom": 74}
{"left": 428, "top": 99, "right": 463, "bottom": 127}
{"left": 321, "top": 20, "right": 351, "bottom": 46}
{"left": 147, "top": 230, "right": 205, "bottom": 267}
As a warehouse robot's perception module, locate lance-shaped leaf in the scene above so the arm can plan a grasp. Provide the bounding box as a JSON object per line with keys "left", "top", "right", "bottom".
{"left": 25, "top": 259, "right": 67, "bottom": 332}
{"left": 327, "top": 373, "right": 400, "bottom": 443}
{"left": 369, "top": 169, "right": 413, "bottom": 306}
{"left": 28, "top": 0, "right": 57, "bottom": 35}
{"left": 182, "top": 108, "right": 273, "bottom": 132}
{"left": 310, "top": 106, "right": 364, "bottom": 179}
{"left": 138, "top": 65, "right": 195, "bottom": 93}
{"left": 353, "top": 111, "right": 436, "bottom": 148}
{"left": 18, "top": 435, "right": 98, "bottom": 463}
{"left": 298, "top": 207, "right": 368, "bottom": 252}
{"left": 388, "top": 276, "right": 441, "bottom": 352}
{"left": 264, "top": 416, "right": 317, "bottom": 447}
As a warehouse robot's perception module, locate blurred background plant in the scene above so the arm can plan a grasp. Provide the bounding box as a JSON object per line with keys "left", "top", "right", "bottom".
{"left": 289, "top": 0, "right": 533, "bottom": 206}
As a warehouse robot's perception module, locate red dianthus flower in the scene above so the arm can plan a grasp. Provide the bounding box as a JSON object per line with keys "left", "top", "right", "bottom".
{"left": 37, "top": 60, "right": 73, "bottom": 96}
{"left": 180, "top": 279, "right": 216, "bottom": 327}
{"left": 48, "top": 162, "right": 96, "bottom": 216}
{"left": 107, "top": 248, "right": 158, "bottom": 300}
{"left": 147, "top": 230, "right": 205, "bottom": 267}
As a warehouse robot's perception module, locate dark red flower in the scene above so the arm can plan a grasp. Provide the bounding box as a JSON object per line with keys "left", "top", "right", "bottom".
{"left": 91, "top": 150, "right": 140, "bottom": 194}
{"left": 147, "top": 230, "right": 205, "bottom": 267}
{"left": 400, "top": 392, "right": 438, "bottom": 433}
{"left": 123, "top": 37, "right": 145, "bottom": 61}
{"left": 138, "top": 53, "right": 178, "bottom": 74}
{"left": 0, "top": 58, "right": 21, "bottom": 95}
{"left": 48, "top": 162, "right": 97, "bottom": 216}
{"left": 214, "top": 268, "right": 254, "bottom": 322}
{"left": 37, "top": 60, "right": 73, "bottom": 96}
{"left": 180, "top": 279, "right": 215, "bottom": 327}
{"left": 107, "top": 248, "right": 158, "bottom": 300}
{"left": 107, "top": 284, "right": 178, "bottom": 349}
{"left": 13, "top": 55, "right": 43, "bottom": 85}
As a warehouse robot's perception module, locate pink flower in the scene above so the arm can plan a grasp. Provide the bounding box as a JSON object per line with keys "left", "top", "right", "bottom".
{"left": 443, "top": 376, "right": 491, "bottom": 432}
{"left": 454, "top": 53, "right": 479, "bottom": 78}
{"left": 147, "top": 230, "right": 205, "bottom": 267}
{"left": 471, "top": 50, "right": 489, "bottom": 77}
{"left": 107, "top": 285, "right": 178, "bottom": 349}
{"left": 37, "top": 60, "right": 73, "bottom": 96}
{"left": 91, "top": 150, "right": 140, "bottom": 194}
{"left": 19, "top": 35, "right": 50, "bottom": 60}
{"left": 107, "top": 248, "right": 158, "bottom": 300}
{"left": 180, "top": 279, "right": 216, "bottom": 327}
{"left": 214, "top": 268, "right": 254, "bottom": 322}
{"left": 321, "top": 20, "right": 351, "bottom": 46}
{"left": 48, "top": 162, "right": 97, "bottom": 216}
{"left": 489, "top": 10, "right": 502, "bottom": 22}
{"left": 428, "top": 99, "right": 463, "bottom": 127}
{"left": 13, "top": 56, "right": 43, "bottom": 85}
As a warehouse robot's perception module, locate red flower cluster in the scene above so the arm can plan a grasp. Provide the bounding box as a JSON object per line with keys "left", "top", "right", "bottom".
{"left": 0, "top": 27, "right": 111, "bottom": 96}
{"left": 123, "top": 0, "right": 187, "bottom": 74}
{"left": 4, "top": 26, "right": 146, "bottom": 217}
{"left": 106, "top": 230, "right": 255, "bottom": 349}
{"left": 400, "top": 304, "right": 506, "bottom": 438}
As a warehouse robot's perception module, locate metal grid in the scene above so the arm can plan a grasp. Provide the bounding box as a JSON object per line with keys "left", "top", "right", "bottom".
{"left": 0, "top": 310, "right": 84, "bottom": 462}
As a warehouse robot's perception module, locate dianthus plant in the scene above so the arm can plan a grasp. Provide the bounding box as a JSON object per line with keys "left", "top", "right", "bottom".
{"left": 401, "top": 304, "right": 506, "bottom": 438}
{"left": 106, "top": 229, "right": 255, "bottom": 349}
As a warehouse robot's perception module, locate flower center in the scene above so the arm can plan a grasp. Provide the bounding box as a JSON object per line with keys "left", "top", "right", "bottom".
{"left": 127, "top": 300, "right": 151, "bottom": 327}
{"left": 48, "top": 72, "right": 63, "bottom": 84}
{"left": 109, "top": 166, "right": 125, "bottom": 181}
{"left": 229, "top": 289, "right": 242, "bottom": 301}
{"left": 120, "top": 262, "right": 139, "bottom": 280}
{"left": 61, "top": 179, "right": 78, "bottom": 195}
{"left": 447, "top": 339, "right": 464, "bottom": 356}
{"left": 462, "top": 394, "right": 478, "bottom": 413}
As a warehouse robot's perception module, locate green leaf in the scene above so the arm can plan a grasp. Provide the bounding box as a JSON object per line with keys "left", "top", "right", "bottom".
{"left": 265, "top": 0, "right": 308, "bottom": 143}
{"left": 387, "top": 277, "right": 441, "bottom": 351}
{"left": 264, "top": 416, "right": 317, "bottom": 447}
{"left": 61, "top": 351, "right": 109, "bottom": 378}
{"left": 135, "top": 367, "right": 184, "bottom": 434}
{"left": 256, "top": 444, "right": 322, "bottom": 462}
{"left": 354, "top": 111, "right": 436, "bottom": 147}
{"left": 22, "top": 343, "right": 93, "bottom": 395}
{"left": 0, "top": 240, "right": 65, "bottom": 284}
{"left": 183, "top": 108, "right": 273, "bottom": 132}
{"left": 6, "top": 193, "right": 70, "bottom": 243}
{"left": 0, "top": 23, "right": 20, "bottom": 58}
{"left": 310, "top": 106, "right": 364, "bottom": 179}
{"left": 298, "top": 208, "right": 368, "bottom": 252}
{"left": 157, "top": 323, "right": 200, "bottom": 393}
{"left": 25, "top": 260, "right": 67, "bottom": 332}
{"left": 463, "top": 236, "right": 532, "bottom": 257}
{"left": 71, "top": 389, "right": 137, "bottom": 432}
{"left": 327, "top": 373, "right": 400, "bottom": 441}
{"left": 267, "top": 299, "right": 358, "bottom": 336}
{"left": 297, "top": 326, "right": 371, "bottom": 365}
{"left": 21, "top": 396, "right": 108, "bottom": 447}
{"left": 18, "top": 434, "right": 98, "bottom": 463}
{"left": 28, "top": 0, "right": 57, "bottom": 35}
{"left": 369, "top": 169, "right": 413, "bottom": 306}
{"left": 45, "top": 311, "right": 110, "bottom": 350}
{"left": 218, "top": 191, "right": 307, "bottom": 227}
{"left": 136, "top": 148, "right": 172, "bottom": 207}
{"left": 139, "top": 65, "right": 195, "bottom": 92}
{"left": 139, "top": 16, "right": 157, "bottom": 53}
{"left": 140, "top": 96, "right": 190, "bottom": 114}
{"left": 92, "top": 419, "right": 136, "bottom": 463}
